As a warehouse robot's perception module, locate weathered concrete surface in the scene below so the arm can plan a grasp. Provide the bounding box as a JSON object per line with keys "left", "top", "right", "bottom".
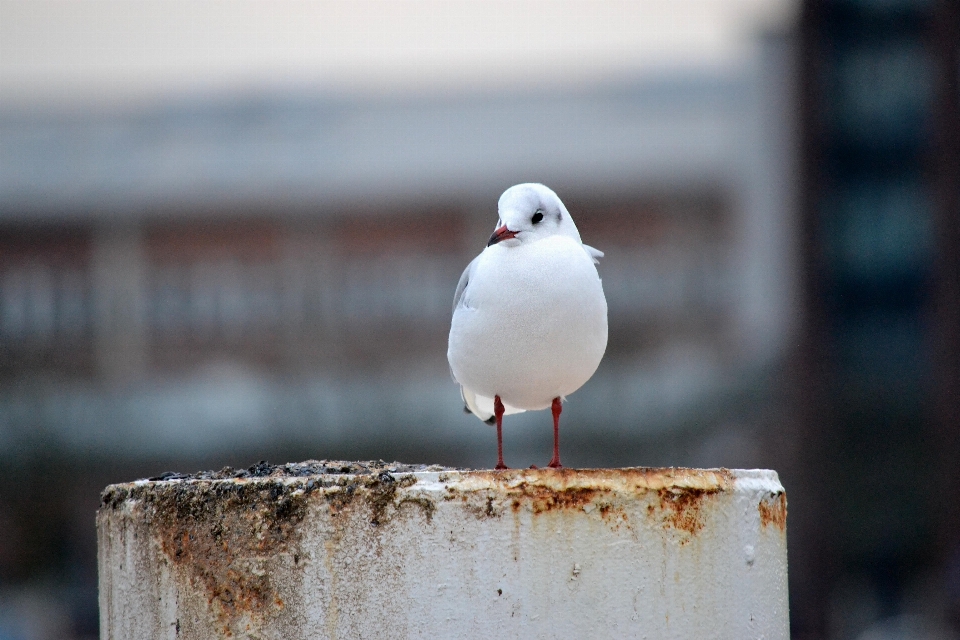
{"left": 98, "top": 462, "right": 788, "bottom": 639}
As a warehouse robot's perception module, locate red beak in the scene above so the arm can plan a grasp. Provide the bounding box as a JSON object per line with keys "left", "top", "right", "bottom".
{"left": 487, "top": 225, "right": 518, "bottom": 246}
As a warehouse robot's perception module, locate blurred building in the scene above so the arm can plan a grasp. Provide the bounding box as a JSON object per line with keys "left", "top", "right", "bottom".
{"left": 0, "top": 14, "right": 798, "bottom": 466}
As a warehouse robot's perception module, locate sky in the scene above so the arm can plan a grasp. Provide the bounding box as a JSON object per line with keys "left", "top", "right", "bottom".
{"left": 1, "top": 0, "right": 797, "bottom": 107}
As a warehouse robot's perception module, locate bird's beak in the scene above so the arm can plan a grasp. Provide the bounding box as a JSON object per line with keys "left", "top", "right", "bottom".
{"left": 487, "top": 225, "right": 518, "bottom": 247}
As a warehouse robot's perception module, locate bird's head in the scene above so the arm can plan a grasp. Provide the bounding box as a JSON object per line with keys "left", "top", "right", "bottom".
{"left": 487, "top": 183, "right": 582, "bottom": 247}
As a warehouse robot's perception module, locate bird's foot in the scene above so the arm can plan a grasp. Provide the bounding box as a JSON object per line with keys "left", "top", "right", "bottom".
{"left": 547, "top": 458, "right": 563, "bottom": 469}
{"left": 495, "top": 463, "right": 509, "bottom": 470}
{"left": 529, "top": 464, "right": 539, "bottom": 470}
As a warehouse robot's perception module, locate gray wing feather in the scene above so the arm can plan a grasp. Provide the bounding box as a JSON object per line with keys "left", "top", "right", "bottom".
{"left": 450, "top": 257, "right": 494, "bottom": 423}
{"left": 583, "top": 244, "right": 604, "bottom": 264}
{"left": 452, "top": 255, "right": 480, "bottom": 313}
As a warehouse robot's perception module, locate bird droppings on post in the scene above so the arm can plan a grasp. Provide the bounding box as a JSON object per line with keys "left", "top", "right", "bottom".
{"left": 98, "top": 464, "right": 789, "bottom": 638}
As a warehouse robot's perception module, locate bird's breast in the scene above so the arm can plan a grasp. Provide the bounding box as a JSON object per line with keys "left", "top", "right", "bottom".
{"left": 448, "top": 237, "right": 607, "bottom": 408}
{"left": 471, "top": 238, "right": 603, "bottom": 313}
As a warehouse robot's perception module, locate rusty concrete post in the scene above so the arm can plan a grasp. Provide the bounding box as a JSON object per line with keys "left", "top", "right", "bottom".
{"left": 98, "top": 463, "right": 788, "bottom": 638}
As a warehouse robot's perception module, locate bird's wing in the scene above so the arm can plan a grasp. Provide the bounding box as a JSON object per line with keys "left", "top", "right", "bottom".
{"left": 583, "top": 244, "right": 604, "bottom": 265}
{"left": 449, "top": 256, "right": 477, "bottom": 387}
{"left": 452, "top": 255, "right": 480, "bottom": 312}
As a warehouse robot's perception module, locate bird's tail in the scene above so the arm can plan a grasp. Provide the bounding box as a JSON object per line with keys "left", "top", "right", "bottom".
{"left": 460, "top": 386, "right": 526, "bottom": 424}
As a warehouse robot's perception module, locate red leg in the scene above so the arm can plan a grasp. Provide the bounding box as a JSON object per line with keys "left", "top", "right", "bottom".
{"left": 548, "top": 397, "right": 563, "bottom": 469}
{"left": 494, "top": 395, "right": 508, "bottom": 470}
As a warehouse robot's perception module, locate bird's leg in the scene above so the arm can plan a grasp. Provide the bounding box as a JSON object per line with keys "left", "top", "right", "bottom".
{"left": 547, "top": 397, "right": 563, "bottom": 469}
{"left": 494, "top": 395, "right": 508, "bottom": 470}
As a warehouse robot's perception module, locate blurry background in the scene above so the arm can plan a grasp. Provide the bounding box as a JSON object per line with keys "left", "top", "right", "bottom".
{"left": 0, "top": 0, "right": 956, "bottom": 638}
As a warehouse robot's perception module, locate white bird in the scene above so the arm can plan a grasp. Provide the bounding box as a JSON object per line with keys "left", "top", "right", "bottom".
{"left": 447, "top": 183, "right": 608, "bottom": 469}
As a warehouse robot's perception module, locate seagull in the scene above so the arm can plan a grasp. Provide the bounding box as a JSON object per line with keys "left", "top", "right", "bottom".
{"left": 447, "top": 183, "right": 608, "bottom": 470}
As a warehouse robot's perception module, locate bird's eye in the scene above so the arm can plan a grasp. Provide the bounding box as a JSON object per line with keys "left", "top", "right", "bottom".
{"left": 531, "top": 210, "right": 544, "bottom": 224}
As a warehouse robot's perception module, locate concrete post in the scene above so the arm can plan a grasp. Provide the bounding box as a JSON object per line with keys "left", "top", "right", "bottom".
{"left": 98, "top": 463, "right": 788, "bottom": 639}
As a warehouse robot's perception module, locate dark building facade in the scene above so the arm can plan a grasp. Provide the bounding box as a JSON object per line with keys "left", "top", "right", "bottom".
{"left": 794, "top": 0, "right": 960, "bottom": 636}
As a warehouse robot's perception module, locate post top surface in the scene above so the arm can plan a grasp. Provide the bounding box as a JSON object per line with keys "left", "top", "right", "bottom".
{"left": 100, "top": 460, "right": 784, "bottom": 508}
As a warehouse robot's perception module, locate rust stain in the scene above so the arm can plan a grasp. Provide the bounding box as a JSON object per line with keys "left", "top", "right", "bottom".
{"left": 758, "top": 491, "right": 787, "bottom": 531}
{"left": 100, "top": 471, "right": 435, "bottom": 637}
{"left": 365, "top": 474, "right": 402, "bottom": 527}
{"left": 448, "top": 467, "right": 736, "bottom": 533}
{"left": 460, "top": 493, "right": 504, "bottom": 520}
{"left": 655, "top": 486, "right": 721, "bottom": 536}
{"left": 461, "top": 467, "right": 733, "bottom": 496}
{"left": 102, "top": 479, "right": 312, "bottom": 637}
{"left": 397, "top": 495, "right": 437, "bottom": 521}
{"left": 518, "top": 484, "right": 605, "bottom": 514}
{"left": 322, "top": 473, "right": 431, "bottom": 527}
{"left": 457, "top": 482, "right": 608, "bottom": 520}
